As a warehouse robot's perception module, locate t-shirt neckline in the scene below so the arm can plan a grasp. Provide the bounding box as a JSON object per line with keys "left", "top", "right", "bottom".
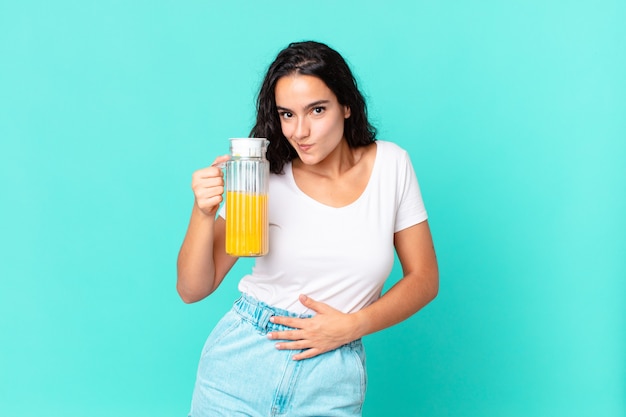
{"left": 286, "top": 141, "right": 381, "bottom": 210}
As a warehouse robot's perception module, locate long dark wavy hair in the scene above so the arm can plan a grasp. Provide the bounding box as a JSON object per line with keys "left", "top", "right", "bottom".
{"left": 250, "top": 41, "right": 377, "bottom": 174}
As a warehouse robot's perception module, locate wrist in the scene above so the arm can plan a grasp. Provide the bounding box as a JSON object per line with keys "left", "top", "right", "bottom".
{"left": 350, "top": 309, "right": 372, "bottom": 340}
{"left": 192, "top": 202, "right": 219, "bottom": 221}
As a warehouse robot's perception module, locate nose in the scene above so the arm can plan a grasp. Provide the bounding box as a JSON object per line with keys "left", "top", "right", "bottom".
{"left": 292, "top": 116, "right": 310, "bottom": 141}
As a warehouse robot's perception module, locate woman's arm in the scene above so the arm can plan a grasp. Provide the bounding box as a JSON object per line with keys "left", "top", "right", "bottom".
{"left": 269, "top": 220, "right": 438, "bottom": 359}
{"left": 352, "top": 220, "right": 439, "bottom": 336}
{"left": 176, "top": 156, "right": 238, "bottom": 303}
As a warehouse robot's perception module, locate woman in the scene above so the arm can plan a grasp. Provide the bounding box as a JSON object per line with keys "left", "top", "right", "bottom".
{"left": 177, "top": 41, "right": 438, "bottom": 416}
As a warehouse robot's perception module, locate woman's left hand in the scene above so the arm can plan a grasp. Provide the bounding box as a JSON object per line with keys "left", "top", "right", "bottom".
{"left": 267, "top": 294, "right": 361, "bottom": 360}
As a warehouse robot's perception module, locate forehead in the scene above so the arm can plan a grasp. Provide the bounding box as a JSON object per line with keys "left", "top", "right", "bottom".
{"left": 275, "top": 74, "right": 338, "bottom": 105}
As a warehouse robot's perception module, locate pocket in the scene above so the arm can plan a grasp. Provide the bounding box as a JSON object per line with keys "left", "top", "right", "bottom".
{"left": 199, "top": 310, "right": 241, "bottom": 358}
{"left": 348, "top": 345, "right": 368, "bottom": 405}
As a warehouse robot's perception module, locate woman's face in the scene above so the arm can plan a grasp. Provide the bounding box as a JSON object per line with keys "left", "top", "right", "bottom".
{"left": 274, "top": 74, "right": 350, "bottom": 166}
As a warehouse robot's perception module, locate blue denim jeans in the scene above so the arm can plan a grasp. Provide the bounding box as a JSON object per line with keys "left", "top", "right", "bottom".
{"left": 189, "top": 293, "right": 367, "bottom": 416}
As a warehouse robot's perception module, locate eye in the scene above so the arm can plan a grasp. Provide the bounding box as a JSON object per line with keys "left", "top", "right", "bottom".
{"left": 279, "top": 111, "right": 293, "bottom": 119}
{"left": 312, "top": 107, "right": 325, "bottom": 115}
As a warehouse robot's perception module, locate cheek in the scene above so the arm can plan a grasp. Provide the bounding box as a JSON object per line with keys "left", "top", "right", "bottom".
{"left": 279, "top": 120, "right": 291, "bottom": 137}
{"left": 320, "top": 117, "right": 345, "bottom": 138}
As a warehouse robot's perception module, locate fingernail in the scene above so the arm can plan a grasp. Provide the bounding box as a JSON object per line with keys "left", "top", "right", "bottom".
{"left": 267, "top": 333, "right": 273, "bottom": 339}
{"left": 269, "top": 316, "right": 275, "bottom": 323}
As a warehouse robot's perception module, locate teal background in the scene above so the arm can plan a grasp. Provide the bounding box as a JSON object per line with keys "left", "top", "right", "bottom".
{"left": 1, "top": 0, "right": 624, "bottom": 416}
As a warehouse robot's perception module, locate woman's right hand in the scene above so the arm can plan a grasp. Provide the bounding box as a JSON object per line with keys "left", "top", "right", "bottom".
{"left": 191, "top": 154, "right": 230, "bottom": 216}
{"left": 178, "top": 154, "right": 237, "bottom": 303}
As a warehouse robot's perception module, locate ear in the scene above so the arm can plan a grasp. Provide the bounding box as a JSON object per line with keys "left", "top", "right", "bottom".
{"left": 344, "top": 106, "right": 351, "bottom": 119}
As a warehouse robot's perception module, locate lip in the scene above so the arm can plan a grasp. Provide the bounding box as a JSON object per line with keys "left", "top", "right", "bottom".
{"left": 297, "top": 143, "right": 313, "bottom": 152}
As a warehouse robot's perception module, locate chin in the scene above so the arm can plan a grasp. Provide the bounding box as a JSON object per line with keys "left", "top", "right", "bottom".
{"left": 298, "top": 154, "right": 323, "bottom": 166}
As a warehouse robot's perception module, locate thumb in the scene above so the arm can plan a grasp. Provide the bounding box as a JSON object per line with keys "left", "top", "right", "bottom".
{"left": 211, "top": 154, "right": 231, "bottom": 169}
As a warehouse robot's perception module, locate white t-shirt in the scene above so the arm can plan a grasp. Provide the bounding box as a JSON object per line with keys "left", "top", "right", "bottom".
{"left": 219, "top": 140, "right": 428, "bottom": 314}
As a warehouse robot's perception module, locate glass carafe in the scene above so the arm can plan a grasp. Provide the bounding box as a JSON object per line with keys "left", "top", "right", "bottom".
{"left": 224, "top": 138, "right": 270, "bottom": 257}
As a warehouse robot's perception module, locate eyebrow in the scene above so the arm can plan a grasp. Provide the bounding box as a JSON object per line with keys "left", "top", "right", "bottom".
{"left": 276, "top": 100, "right": 331, "bottom": 112}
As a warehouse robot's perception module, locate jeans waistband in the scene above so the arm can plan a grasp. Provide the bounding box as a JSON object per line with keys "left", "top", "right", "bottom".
{"left": 233, "top": 293, "right": 311, "bottom": 333}
{"left": 232, "top": 293, "right": 362, "bottom": 348}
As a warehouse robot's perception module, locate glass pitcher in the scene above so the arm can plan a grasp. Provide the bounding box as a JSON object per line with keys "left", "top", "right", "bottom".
{"left": 224, "top": 138, "right": 270, "bottom": 257}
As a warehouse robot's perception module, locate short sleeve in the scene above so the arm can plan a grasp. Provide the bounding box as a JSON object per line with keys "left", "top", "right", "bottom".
{"left": 394, "top": 151, "right": 428, "bottom": 232}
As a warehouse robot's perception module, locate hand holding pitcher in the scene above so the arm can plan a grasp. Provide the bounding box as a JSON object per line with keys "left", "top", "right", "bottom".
{"left": 191, "top": 154, "right": 230, "bottom": 216}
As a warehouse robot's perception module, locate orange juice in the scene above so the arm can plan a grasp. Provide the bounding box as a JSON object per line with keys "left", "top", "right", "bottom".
{"left": 225, "top": 191, "right": 268, "bottom": 256}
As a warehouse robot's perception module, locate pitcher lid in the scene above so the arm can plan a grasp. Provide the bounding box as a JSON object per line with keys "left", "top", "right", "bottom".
{"left": 229, "top": 138, "right": 269, "bottom": 158}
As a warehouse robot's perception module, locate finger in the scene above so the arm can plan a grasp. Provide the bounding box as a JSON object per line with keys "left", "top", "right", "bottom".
{"left": 192, "top": 177, "right": 224, "bottom": 191}
{"left": 292, "top": 348, "right": 323, "bottom": 361}
{"left": 299, "top": 294, "right": 333, "bottom": 314}
{"left": 194, "top": 155, "right": 230, "bottom": 180}
{"left": 193, "top": 183, "right": 224, "bottom": 198}
{"left": 267, "top": 329, "right": 302, "bottom": 341}
{"left": 193, "top": 167, "right": 224, "bottom": 182}
{"left": 192, "top": 174, "right": 225, "bottom": 195}
{"left": 274, "top": 340, "right": 310, "bottom": 351}
{"left": 195, "top": 195, "right": 223, "bottom": 213}
{"left": 211, "top": 154, "right": 230, "bottom": 167}
{"left": 269, "top": 315, "right": 307, "bottom": 329}
{"left": 195, "top": 183, "right": 224, "bottom": 198}
{"left": 197, "top": 194, "right": 223, "bottom": 206}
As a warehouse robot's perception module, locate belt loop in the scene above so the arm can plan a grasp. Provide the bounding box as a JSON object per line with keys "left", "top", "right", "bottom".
{"left": 258, "top": 309, "right": 272, "bottom": 331}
